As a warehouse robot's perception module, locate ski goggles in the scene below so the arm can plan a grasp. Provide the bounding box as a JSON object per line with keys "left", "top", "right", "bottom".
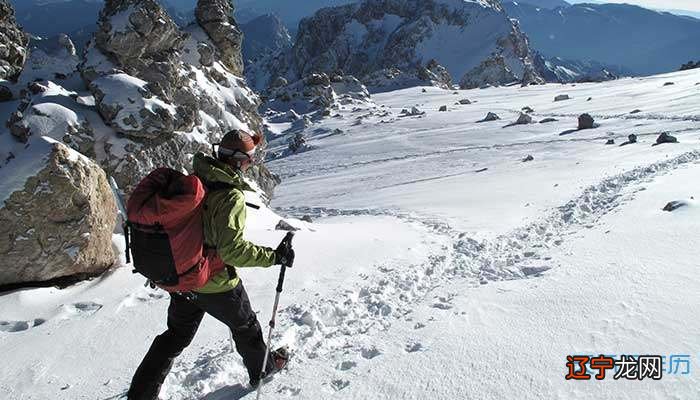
{"left": 212, "top": 143, "right": 256, "bottom": 162}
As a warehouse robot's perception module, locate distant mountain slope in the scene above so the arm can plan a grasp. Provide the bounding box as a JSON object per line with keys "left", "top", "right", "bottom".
{"left": 514, "top": 0, "right": 569, "bottom": 9}
{"left": 236, "top": 0, "right": 355, "bottom": 31}
{"left": 241, "top": 14, "right": 292, "bottom": 65}
{"left": 10, "top": 0, "right": 101, "bottom": 37}
{"left": 503, "top": 1, "right": 700, "bottom": 75}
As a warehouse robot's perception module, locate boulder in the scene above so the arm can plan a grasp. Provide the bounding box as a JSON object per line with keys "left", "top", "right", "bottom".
{"left": 578, "top": 113, "right": 595, "bottom": 129}
{"left": 619, "top": 134, "right": 638, "bottom": 147}
{"left": 438, "top": 105, "right": 447, "bottom": 112}
{"left": 275, "top": 219, "right": 299, "bottom": 231}
{"left": 0, "top": 0, "right": 28, "bottom": 82}
{"left": 514, "top": 112, "right": 532, "bottom": 125}
{"left": 458, "top": 99, "right": 471, "bottom": 105}
{"left": 662, "top": 200, "right": 689, "bottom": 212}
{"left": 655, "top": 132, "right": 678, "bottom": 145}
{"left": 605, "top": 139, "right": 615, "bottom": 145}
{"left": 521, "top": 106, "right": 534, "bottom": 113}
{"left": 399, "top": 106, "right": 424, "bottom": 117}
{"left": 522, "top": 154, "right": 534, "bottom": 162}
{"left": 554, "top": 94, "right": 570, "bottom": 102}
{"left": 0, "top": 139, "right": 116, "bottom": 286}
{"left": 479, "top": 112, "right": 500, "bottom": 122}
{"left": 663, "top": 82, "right": 675, "bottom": 86}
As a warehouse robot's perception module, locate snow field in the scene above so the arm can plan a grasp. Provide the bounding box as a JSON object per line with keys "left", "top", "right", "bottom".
{"left": 1, "top": 68, "right": 699, "bottom": 399}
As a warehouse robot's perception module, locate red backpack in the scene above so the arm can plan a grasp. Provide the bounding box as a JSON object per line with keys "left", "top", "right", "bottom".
{"left": 125, "top": 168, "right": 225, "bottom": 292}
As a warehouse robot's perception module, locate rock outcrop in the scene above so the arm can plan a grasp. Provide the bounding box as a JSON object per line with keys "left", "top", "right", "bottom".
{"left": 0, "top": 0, "right": 281, "bottom": 288}
{"left": 265, "top": 72, "right": 373, "bottom": 115}
{"left": 680, "top": 60, "right": 700, "bottom": 71}
{"left": 0, "top": 0, "right": 28, "bottom": 82}
{"left": 460, "top": 22, "right": 542, "bottom": 89}
{"left": 248, "top": 0, "right": 542, "bottom": 92}
{"left": 75, "top": 0, "right": 276, "bottom": 196}
{"left": 0, "top": 139, "right": 116, "bottom": 287}
{"left": 533, "top": 52, "right": 623, "bottom": 83}
{"left": 196, "top": 0, "right": 244, "bottom": 75}
{"left": 363, "top": 60, "right": 454, "bottom": 92}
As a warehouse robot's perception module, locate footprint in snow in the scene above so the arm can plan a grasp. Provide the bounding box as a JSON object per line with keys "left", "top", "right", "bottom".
{"left": 60, "top": 301, "right": 102, "bottom": 318}
{"left": 431, "top": 293, "right": 455, "bottom": 310}
{"left": 405, "top": 341, "right": 423, "bottom": 353}
{"left": 338, "top": 360, "right": 357, "bottom": 371}
{"left": 118, "top": 289, "right": 165, "bottom": 310}
{"left": 360, "top": 346, "right": 381, "bottom": 360}
{"left": 276, "top": 385, "right": 301, "bottom": 396}
{"left": 330, "top": 379, "right": 350, "bottom": 391}
{"left": 0, "top": 318, "right": 46, "bottom": 333}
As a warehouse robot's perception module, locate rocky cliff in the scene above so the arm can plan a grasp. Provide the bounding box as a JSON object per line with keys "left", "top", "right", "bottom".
{"left": 0, "top": 0, "right": 278, "bottom": 287}
{"left": 0, "top": 0, "right": 28, "bottom": 82}
{"left": 247, "top": 0, "right": 543, "bottom": 91}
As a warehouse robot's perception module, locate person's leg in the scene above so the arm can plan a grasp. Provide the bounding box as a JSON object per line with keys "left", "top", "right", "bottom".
{"left": 194, "top": 283, "right": 273, "bottom": 383}
{"left": 128, "top": 293, "right": 205, "bottom": 400}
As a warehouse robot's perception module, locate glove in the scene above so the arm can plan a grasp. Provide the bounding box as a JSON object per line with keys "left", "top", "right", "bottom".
{"left": 274, "top": 241, "right": 295, "bottom": 267}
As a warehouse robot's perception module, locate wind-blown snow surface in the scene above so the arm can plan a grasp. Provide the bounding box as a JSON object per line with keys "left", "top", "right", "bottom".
{"left": 2, "top": 69, "right": 700, "bottom": 399}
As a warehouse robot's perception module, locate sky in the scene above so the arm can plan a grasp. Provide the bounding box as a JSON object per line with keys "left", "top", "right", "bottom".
{"left": 568, "top": 0, "right": 700, "bottom": 12}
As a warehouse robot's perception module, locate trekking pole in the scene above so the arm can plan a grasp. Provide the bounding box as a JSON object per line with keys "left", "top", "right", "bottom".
{"left": 256, "top": 232, "right": 295, "bottom": 400}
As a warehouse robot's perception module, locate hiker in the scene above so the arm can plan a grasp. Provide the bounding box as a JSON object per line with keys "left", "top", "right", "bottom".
{"left": 127, "top": 130, "right": 295, "bottom": 400}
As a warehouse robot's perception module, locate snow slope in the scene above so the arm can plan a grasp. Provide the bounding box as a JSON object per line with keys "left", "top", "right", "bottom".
{"left": 1, "top": 68, "right": 699, "bottom": 399}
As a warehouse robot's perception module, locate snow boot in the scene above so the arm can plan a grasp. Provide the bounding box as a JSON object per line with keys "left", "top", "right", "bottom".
{"left": 249, "top": 347, "right": 290, "bottom": 388}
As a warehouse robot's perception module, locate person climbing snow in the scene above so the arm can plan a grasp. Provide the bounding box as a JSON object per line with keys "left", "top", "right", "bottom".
{"left": 126, "top": 130, "right": 295, "bottom": 400}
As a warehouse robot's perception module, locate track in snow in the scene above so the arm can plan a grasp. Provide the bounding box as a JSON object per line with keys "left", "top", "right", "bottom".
{"left": 165, "top": 150, "right": 700, "bottom": 399}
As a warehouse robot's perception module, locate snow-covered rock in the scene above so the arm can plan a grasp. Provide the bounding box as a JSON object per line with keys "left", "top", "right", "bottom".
{"left": 479, "top": 111, "right": 500, "bottom": 122}
{"left": 248, "top": 0, "right": 542, "bottom": 91}
{"left": 0, "top": 0, "right": 28, "bottom": 82}
{"left": 533, "top": 53, "right": 624, "bottom": 83}
{"left": 20, "top": 34, "right": 81, "bottom": 83}
{"left": 89, "top": 73, "right": 179, "bottom": 140}
{"left": 363, "top": 60, "right": 453, "bottom": 92}
{"left": 265, "top": 72, "right": 373, "bottom": 115}
{"left": 0, "top": 138, "right": 116, "bottom": 287}
{"left": 73, "top": 0, "right": 278, "bottom": 196}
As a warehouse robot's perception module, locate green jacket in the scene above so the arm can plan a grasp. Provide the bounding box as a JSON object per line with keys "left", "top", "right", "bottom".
{"left": 192, "top": 152, "right": 277, "bottom": 293}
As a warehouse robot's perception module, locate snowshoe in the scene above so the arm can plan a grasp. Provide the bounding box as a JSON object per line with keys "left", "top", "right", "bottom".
{"left": 249, "top": 347, "right": 291, "bottom": 388}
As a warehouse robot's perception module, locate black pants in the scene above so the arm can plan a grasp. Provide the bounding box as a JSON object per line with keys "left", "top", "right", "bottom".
{"left": 127, "top": 283, "right": 273, "bottom": 400}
